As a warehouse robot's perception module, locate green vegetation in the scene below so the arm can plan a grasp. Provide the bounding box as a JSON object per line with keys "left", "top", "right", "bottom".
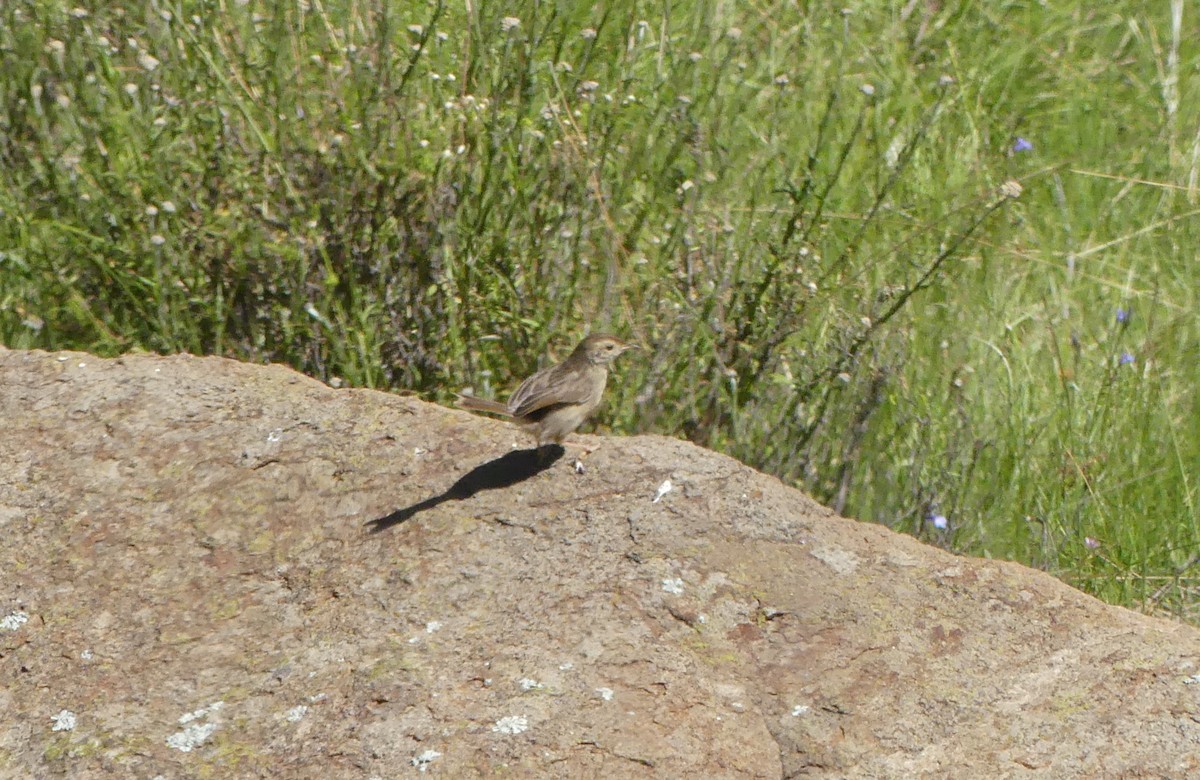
{"left": 2, "top": 1, "right": 1197, "bottom": 617}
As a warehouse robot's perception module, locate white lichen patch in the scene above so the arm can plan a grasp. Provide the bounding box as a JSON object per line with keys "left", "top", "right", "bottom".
{"left": 411, "top": 749, "right": 442, "bottom": 772}
{"left": 595, "top": 687, "right": 614, "bottom": 701}
{"left": 50, "top": 710, "right": 77, "bottom": 731}
{"left": 810, "top": 546, "right": 860, "bottom": 575}
{"left": 166, "top": 722, "right": 216, "bottom": 752}
{"left": 791, "top": 704, "right": 811, "bottom": 717}
{"left": 661, "top": 577, "right": 685, "bottom": 595}
{"left": 425, "top": 620, "right": 442, "bottom": 633}
{"left": 285, "top": 705, "right": 308, "bottom": 722}
{"left": 178, "top": 701, "right": 223, "bottom": 724}
{"left": 518, "top": 678, "right": 542, "bottom": 691}
{"left": 0, "top": 610, "right": 29, "bottom": 631}
{"left": 167, "top": 701, "right": 223, "bottom": 752}
{"left": 492, "top": 715, "right": 529, "bottom": 735}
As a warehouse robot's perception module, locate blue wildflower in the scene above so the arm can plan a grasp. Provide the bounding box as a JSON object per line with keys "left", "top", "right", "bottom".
{"left": 1012, "top": 137, "right": 1033, "bottom": 153}
{"left": 1116, "top": 307, "right": 1130, "bottom": 324}
{"left": 930, "top": 514, "right": 948, "bottom": 530}
{"left": 1119, "top": 352, "right": 1135, "bottom": 366}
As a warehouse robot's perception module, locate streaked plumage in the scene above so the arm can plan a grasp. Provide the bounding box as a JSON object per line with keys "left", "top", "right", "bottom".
{"left": 458, "top": 334, "right": 636, "bottom": 447}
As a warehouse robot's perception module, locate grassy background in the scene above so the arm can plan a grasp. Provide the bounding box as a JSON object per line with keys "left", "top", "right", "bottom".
{"left": 2, "top": 0, "right": 1198, "bottom": 618}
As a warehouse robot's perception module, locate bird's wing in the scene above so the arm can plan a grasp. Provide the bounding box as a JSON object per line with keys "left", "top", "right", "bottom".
{"left": 508, "top": 363, "right": 597, "bottom": 419}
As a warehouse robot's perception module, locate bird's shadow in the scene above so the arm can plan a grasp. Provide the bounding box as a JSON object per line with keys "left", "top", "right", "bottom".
{"left": 367, "top": 445, "right": 565, "bottom": 533}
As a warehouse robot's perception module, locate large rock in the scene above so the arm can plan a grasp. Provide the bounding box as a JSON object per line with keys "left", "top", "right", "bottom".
{"left": 1, "top": 347, "right": 1197, "bottom": 778}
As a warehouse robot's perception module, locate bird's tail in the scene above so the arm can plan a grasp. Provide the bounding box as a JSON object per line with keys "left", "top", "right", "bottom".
{"left": 456, "top": 394, "right": 512, "bottom": 417}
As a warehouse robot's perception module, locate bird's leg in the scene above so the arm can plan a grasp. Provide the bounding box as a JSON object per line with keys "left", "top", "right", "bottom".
{"left": 561, "top": 438, "right": 602, "bottom": 474}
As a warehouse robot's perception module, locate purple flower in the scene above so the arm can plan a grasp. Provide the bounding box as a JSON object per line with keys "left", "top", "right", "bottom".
{"left": 930, "top": 514, "right": 948, "bottom": 530}
{"left": 1116, "top": 307, "right": 1130, "bottom": 324}
{"left": 1012, "top": 137, "right": 1033, "bottom": 153}
{"left": 1119, "top": 352, "right": 1135, "bottom": 366}
{"left": 1084, "top": 536, "right": 1101, "bottom": 550}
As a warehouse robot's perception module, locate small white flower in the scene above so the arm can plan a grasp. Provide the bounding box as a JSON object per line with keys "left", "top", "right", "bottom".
{"left": 407, "top": 24, "right": 424, "bottom": 35}
{"left": 145, "top": 205, "right": 159, "bottom": 217}
{"left": 150, "top": 234, "right": 166, "bottom": 246}
{"left": 860, "top": 83, "right": 875, "bottom": 96}
{"left": 123, "top": 83, "right": 139, "bottom": 96}
{"left": 160, "top": 201, "right": 176, "bottom": 213}
{"left": 137, "top": 52, "right": 161, "bottom": 72}
{"left": 46, "top": 39, "right": 66, "bottom": 54}
{"left": 775, "top": 74, "right": 790, "bottom": 86}
{"left": 688, "top": 52, "right": 702, "bottom": 62}
{"left": 726, "top": 27, "right": 742, "bottom": 40}
{"left": 492, "top": 715, "right": 528, "bottom": 735}
{"left": 500, "top": 16, "right": 521, "bottom": 32}
{"left": 580, "top": 28, "right": 597, "bottom": 40}
{"left": 579, "top": 80, "right": 599, "bottom": 92}
{"left": 70, "top": 7, "right": 89, "bottom": 18}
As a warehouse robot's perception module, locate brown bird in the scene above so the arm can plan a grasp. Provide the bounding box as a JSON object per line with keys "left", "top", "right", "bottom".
{"left": 457, "top": 334, "right": 637, "bottom": 453}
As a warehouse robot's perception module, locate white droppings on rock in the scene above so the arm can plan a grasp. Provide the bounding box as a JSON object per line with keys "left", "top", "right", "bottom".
{"left": 595, "top": 687, "right": 614, "bottom": 701}
{"left": 661, "top": 577, "right": 685, "bottom": 595}
{"left": 0, "top": 611, "right": 29, "bottom": 631}
{"left": 653, "top": 479, "right": 673, "bottom": 503}
{"left": 51, "top": 710, "right": 76, "bottom": 731}
{"left": 411, "top": 749, "right": 442, "bottom": 772}
{"left": 791, "top": 704, "right": 810, "bottom": 717}
{"left": 518, "top": 678, "right": 542, "bottom": 691}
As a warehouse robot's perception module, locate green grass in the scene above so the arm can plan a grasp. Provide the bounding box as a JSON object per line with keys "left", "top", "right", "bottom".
{"left": 2, "top": 0, "right": 1198, "bottom": 618}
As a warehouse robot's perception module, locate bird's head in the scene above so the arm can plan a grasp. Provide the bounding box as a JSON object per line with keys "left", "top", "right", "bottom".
{"left": 575, "top": 334, "right": 638, "bottom": 365}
